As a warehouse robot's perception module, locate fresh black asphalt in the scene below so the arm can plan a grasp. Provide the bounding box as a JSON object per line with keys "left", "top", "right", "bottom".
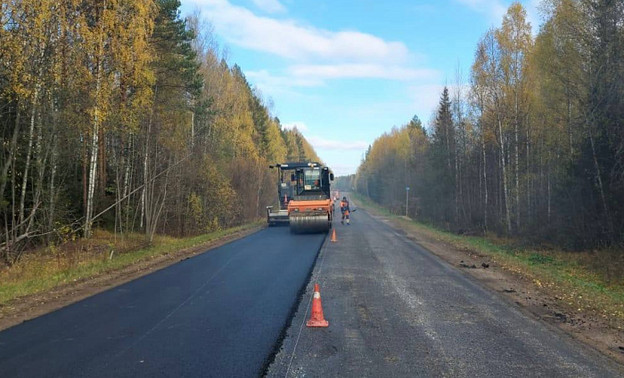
{"left": 0, "top": 227, "right": 325, "bottom": 378}
{"left": 268, "top": 204, "right": 624, "bottom": 377}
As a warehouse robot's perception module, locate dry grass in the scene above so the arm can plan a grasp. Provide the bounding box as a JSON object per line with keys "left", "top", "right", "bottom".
{"left": 0, "top": 223, "right": 262, "bottom": 305}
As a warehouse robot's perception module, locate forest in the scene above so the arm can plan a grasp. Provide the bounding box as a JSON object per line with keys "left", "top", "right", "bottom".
{"left": 0, "top": 0, "right": 319, "bottom": 264}
{"left": 356, "top": 0, "right": 624, "bottom": 250}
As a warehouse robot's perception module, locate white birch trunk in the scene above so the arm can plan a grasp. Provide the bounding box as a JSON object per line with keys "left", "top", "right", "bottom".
{"left": 141, "top": 88, "right": 156, "bottom": 232}
{"left": 498, "top": 118, "right": 512, "bottom": 234}
{"left": 85, "top": 116, "right": 99, "bottom": 237}
{"left": 19, "top": 88, "right": 38, "bottom": 225}
{"left": 482, "top": 131, "right": 488, "bottom": 231}
{"left": 27, "top": 103, "right": 47, "bottom": 233}
{"left": 85, "top": 40, "right": 104, "bottom": 237}
{"left": 514, "top": 92, "right": 520, "bottom": 233}
{"left": 124, "top": 136, "right": 133, "bottom": 231}
{"left": 49, "top": 133, "right": 58, "bottom": 231}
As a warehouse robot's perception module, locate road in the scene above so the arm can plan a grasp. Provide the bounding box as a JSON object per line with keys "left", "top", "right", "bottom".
{"left": 2, "top": 205, "right": 623, "bottom": 378}
{"left": 0, "top": 227, "right": 325, "bottom": 378}
{"left": 267, "top": 205, "right": 624, "bottom": 377}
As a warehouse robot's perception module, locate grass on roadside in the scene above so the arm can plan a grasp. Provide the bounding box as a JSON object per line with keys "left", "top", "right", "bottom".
{"left": 0, "top": 222, "right": 263, "bottom": 306}
{"left": 353, "top": 193, "right": 624, "bottom": 328}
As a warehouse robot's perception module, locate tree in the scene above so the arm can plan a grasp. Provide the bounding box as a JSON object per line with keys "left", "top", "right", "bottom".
{"left": 356, "top": 0, "right": 624, "bottom": 249}
{"left": 0, "top": 0, "right": 322, "bottom": 263}
{"left": 428, "top": 87, "right": 456, "bottom": 225}
{"left": 496, "top": 2, "right": 533, "bottom": 233}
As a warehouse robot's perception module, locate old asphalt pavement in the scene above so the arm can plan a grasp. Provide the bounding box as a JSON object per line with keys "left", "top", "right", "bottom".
{"left": 267, "top": 202, "right": 624, "bottom": 377}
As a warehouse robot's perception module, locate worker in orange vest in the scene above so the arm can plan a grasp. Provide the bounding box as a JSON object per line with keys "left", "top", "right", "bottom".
{"left": 340, "top": 196, "right": 350, "bottom": 225}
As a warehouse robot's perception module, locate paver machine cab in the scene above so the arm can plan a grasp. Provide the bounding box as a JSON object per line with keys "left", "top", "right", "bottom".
{"left": 266, "top": 162, "right": 334, "bottom": 233}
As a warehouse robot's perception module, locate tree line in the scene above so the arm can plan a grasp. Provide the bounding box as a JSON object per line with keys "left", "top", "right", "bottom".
{"left": 0, "top": 0, "right": 319, "bottom": 264}
{"left": 356, "top": 0, "right": 624, "bottom": 249}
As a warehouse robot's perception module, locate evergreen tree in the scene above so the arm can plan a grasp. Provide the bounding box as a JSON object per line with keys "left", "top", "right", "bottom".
{"left": 428, "top": 87, "right": 456, "bottom": 225}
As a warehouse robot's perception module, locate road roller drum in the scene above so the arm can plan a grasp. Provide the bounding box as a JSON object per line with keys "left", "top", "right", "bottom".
{"left": 290, "top": 213, "right": 331, "bottom": 233}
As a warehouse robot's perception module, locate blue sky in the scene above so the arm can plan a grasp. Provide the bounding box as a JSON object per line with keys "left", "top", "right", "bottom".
{"left": 180, "top": 0, "right": 542, "bottom": 175}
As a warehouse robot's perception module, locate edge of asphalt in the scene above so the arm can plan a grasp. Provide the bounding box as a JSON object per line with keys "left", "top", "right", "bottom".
{"left": 260, "top": 225, "right": 332, "bottom": 376}
{"left": 264, "top": 223, "right": 334, "bottom": 377}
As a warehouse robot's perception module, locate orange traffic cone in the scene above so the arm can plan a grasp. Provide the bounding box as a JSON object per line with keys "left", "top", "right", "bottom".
{"left": 306, "top": 283, "right": 329, "bottom": 327}
{"left": 330, "top": 229, "right": 337, "bottom": 242}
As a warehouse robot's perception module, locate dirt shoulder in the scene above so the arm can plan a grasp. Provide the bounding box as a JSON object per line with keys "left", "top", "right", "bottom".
{"left": 356, "top": 201, "right": 624, "bottom": 366}
{"left": 0, "top": 225, "right": 263, "bottom": 332}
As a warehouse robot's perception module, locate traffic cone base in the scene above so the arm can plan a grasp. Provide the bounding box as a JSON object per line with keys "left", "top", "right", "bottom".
{"left": 330, "top": 229, "right": 337, "bottom": 242}
{"left": 307, "top": 318, "right": 329, "bottom": 327}
{"left": 307, "top": 284, "right": 329, "bottom": 328}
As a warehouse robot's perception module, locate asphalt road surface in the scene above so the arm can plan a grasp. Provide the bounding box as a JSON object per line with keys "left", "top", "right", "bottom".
{"left": 268, "top": 205, "right": 624, "bottom": 377}
{"left": 0, "top": 227, "right": 325, "bottom": 378}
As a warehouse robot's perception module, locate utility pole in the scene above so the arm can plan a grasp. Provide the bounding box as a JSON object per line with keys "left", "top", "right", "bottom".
{"left": 405, "top": 186, "right": 410, "bottom": 217}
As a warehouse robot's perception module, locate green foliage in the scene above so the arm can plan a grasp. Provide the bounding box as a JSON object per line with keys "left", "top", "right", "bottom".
{"left": 427, "top": 87, "right": 456, "bottom": 224}
{"left": 528, "top": 253, "right": 556, "bottom": 266}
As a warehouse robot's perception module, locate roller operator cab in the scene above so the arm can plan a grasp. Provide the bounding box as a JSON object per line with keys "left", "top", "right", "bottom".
{"left": 266, "top": 162, "right": 334, "bottom": 233}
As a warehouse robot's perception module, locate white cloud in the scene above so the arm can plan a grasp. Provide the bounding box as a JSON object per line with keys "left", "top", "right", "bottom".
{"left": 190, "top": 0, "right": 440, "bottom": 98}
{"left": 246, "top": 69, "right": 324, "bottom": 91}
{"left": 244, "top": 65, "right": 440, "bottom": 97}
{"left": 281, "top": 121, "right": 308, "bottom": 131}
{"left": 289, "top": 64, "right": 440, "bottom": 81}
{"left": 250, "top": 0, "right": 285, "bottom": 14}
{"left": 194, "top": 0, "right": 410, "bottom": 63}
{"left": 307, "top": 136, "right": 369, "bottom": 151}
